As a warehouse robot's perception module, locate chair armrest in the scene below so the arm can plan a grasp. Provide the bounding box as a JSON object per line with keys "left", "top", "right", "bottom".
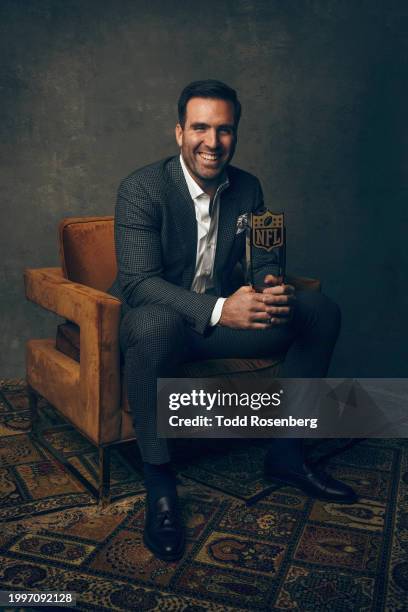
{"left": 286, "top": 275, "right": 321, "bottom": 292}
{"left": 24, "top": 267, "right": 120, "bottom": 319}
{"left": 24, "top": 267, "right": 122, "bottom": 426}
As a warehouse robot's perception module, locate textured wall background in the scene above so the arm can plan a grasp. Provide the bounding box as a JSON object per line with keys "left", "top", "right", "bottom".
{"left": 1, "top": 0, "right": 407, "bottom": 377}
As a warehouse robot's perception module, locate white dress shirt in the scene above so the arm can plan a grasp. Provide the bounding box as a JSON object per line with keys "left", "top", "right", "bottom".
{"left": 179, "top": 155, "right": 227, "bottom": 326}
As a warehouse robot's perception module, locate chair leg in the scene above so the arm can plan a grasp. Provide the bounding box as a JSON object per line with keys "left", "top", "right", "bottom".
{"left": 27, "top": 385, "right": 112, "bottom": 505}
{"left": 98, "top": 446, "right": 111, "bottom": 507}
{"left": 27, "top": 384, "right": 39, "bottom": 432}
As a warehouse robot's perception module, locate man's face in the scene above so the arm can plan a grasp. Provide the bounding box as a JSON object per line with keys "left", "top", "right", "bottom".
{"left": 175, "top": 97, "right": 237, "bottom": 191}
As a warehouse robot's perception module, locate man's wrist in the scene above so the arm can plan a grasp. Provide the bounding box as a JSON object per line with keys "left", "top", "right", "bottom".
{"left": 209, "top": 298, "right": 227, "bottom": 326}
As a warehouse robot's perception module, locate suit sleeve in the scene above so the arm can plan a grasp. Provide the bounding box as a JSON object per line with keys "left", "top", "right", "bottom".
{"left": 114, "top": 178, "right": 218, "bottom": 335}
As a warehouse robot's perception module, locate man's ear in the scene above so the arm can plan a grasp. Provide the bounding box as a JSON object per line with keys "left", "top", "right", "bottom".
{"left": 175, "top": 124, "right": 183, "bottom": 147}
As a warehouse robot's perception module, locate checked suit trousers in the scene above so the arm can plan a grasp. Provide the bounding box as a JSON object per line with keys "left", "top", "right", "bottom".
{"left": 120, "top": 290, "right": 341, "bottom": 464}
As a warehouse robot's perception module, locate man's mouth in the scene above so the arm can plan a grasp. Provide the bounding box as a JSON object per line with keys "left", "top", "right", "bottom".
{"left": 197, "top": 152, "right": 221, "bottom": 162}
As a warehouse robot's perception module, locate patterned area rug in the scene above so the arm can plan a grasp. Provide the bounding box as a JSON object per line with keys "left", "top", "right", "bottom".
{"left": 1, "top": 380, "right": 408, "bottom": 611}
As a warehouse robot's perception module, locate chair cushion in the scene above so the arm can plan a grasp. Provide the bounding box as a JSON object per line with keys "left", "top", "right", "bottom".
{"left": 59, "top": 217, "right": 117, "bottom": 291}
{"left": 56, "top": 322, "right": 81, "bottom": 363}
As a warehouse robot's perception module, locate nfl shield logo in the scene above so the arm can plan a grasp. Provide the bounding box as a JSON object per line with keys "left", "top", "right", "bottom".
{"left": 251, "top": 211, "right": 284, "bottom": 252}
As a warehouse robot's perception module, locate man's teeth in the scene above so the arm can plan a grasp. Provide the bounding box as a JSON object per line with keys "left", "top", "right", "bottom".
{"left": 199, "top": 153, "right": 219, "bottom": 161}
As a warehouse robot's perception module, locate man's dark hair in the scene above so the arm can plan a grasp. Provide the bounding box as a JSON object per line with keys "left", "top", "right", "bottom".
{"left": 177, "top": 79, "right": 241, "bottom": 128}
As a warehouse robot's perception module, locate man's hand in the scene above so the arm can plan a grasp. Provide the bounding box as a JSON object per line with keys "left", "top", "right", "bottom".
{"left": 262, "top": 274, "right": 296, "bottom": 323}
{"left": 219, "top": 277, "right": 296, "bottom": 330}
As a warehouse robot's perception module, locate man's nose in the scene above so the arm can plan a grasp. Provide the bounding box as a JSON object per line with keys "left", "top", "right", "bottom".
{"left": 204, "top": 129, "right": 219, "bottom": 149}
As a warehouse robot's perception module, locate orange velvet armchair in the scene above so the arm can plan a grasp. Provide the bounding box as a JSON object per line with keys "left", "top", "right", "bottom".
{"left": 26, "top": 217, "right": 317, "bottom": 504}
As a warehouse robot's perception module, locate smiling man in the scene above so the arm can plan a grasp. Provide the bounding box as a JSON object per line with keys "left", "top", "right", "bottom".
{"left": 175, "top": 96, "right": 237, "bottom": 198}
{"left": 110, "top": 80, "right": 356, "bottom": 562}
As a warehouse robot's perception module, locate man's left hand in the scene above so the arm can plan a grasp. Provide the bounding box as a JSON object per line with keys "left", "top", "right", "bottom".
{"left": 261, "top": 274, "right": 296, "bottom": 324}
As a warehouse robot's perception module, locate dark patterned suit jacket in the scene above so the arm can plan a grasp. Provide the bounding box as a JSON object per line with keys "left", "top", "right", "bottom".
{"left": 110, "top": 155, "right": 273, "bottom": 335}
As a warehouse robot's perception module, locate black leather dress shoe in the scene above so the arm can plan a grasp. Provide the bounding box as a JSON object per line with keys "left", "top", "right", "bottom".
{"left": 264, "top": 460, "right": 358, "bottom": 504}
{"left": 144, "top": 495, "right": 185, "bottom": 562}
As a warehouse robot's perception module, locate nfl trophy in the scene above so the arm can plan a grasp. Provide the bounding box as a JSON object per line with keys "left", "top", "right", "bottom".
{"left": 245, "top": 209, "right": 286, "bottom": 291}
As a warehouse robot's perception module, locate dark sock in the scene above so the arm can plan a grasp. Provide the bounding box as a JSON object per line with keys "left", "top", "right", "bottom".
{"left": 265, "top": 439, "right": 304, "bottom": 471}
{"left": 143, "top": 462, "right": 177, "bottom": 504}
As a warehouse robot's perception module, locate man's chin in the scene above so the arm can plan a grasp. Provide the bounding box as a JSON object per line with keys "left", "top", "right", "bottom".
{"left": 195, "top": 166, "right": 224, "bottom": 182}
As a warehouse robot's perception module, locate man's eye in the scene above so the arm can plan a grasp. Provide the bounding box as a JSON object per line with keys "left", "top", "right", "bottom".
{"left": 194, "top": 126, "right": 205, "bottom": 131}
{"left": 219, "top": 128, "right": 233, "bottom": 135}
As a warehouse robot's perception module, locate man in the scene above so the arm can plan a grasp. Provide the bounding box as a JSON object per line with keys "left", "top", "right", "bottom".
{"left": 110, "top": 80, "right": 356, "bottom": 562}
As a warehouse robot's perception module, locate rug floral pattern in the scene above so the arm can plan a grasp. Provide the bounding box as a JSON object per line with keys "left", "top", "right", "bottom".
{"left": 0, "top": 380, "right": 407, "bottom": 611}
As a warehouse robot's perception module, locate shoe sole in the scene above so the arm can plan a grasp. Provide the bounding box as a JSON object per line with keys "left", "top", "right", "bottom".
{"left": 143, "top": 531, "right": 185, "bottom": 562}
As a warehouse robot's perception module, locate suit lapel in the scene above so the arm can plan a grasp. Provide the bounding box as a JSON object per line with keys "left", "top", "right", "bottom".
{"left": 164, "top": 157, "right": 197, "bottom": 286}
{"left": 213, "top": 182, "right": 239, "bottom": 277}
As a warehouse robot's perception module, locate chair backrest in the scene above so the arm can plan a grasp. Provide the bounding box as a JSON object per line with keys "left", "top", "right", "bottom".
{"left": 59, "top": 217, "right": 117, "bottom": 291}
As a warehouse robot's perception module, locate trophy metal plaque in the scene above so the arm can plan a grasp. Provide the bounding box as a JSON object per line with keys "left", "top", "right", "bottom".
{"left": 245, "top": 209, "right": 286, "bottom": 291}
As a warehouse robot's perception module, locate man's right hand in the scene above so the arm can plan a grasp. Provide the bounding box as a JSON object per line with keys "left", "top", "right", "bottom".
{"left": 218, "top": 284, "right": 294, "bottom": 330}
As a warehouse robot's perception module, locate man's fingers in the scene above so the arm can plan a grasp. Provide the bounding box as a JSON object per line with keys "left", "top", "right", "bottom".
{"left": 249, "top": 297, "right": 294, "bottom": 313}
{"left": 237, "top": 285, "right": 255, "bottom": 294}
{"left": 252, "top": 292, "right": 267, "bottom": 302}
{"left": 249, "top": 322, "right": 273, "bottom": 330}
{"left": 248, "top": 314, "right": 290, "bottom": 328}
{"left": 250, "top": 310, "right": 291, "bottom": 323}
{"left": 266, "top": 306, "right": 291, "bottom": 315}
{"left": 264, "top": 274, "right": 282, "bottom": 285}
{"left": 263, "top": 294, "right": 294, "bottom": 305}
{"left": 250, "top": 311, "right": 272, "bottom": 322}
{"left": 262, "top": 284, "right": 295, "bottom": 295}
{"left": 247, "top": 295, "right": 269, "bottom": 311}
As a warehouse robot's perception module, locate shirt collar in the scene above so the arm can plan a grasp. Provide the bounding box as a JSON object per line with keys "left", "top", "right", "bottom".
{"left": 179, "top": 154, "right": 229, "bottom": 201}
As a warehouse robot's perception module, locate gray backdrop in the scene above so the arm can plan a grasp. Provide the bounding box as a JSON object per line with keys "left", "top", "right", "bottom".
{"left": 1, "top": 0, "right": 407, "bottom": 378}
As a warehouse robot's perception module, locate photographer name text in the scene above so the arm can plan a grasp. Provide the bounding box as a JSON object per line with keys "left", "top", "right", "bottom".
{"left": 168, "top": 414, "right": 318, "bottom": 429}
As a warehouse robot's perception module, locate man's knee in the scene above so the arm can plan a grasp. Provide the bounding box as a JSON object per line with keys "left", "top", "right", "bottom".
{"left": 294, "top": 291, "right": 341, "bottom": 332}
{"left": 310, "top": 291, "right": 340, "bottom": 320}
{"left": 120, "top": 304, "right": 185, "bottom": 352}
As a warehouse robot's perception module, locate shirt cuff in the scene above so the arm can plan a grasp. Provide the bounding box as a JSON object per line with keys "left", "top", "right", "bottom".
{"left": 209, "top": 297, "right": 227, "bottom": 326}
